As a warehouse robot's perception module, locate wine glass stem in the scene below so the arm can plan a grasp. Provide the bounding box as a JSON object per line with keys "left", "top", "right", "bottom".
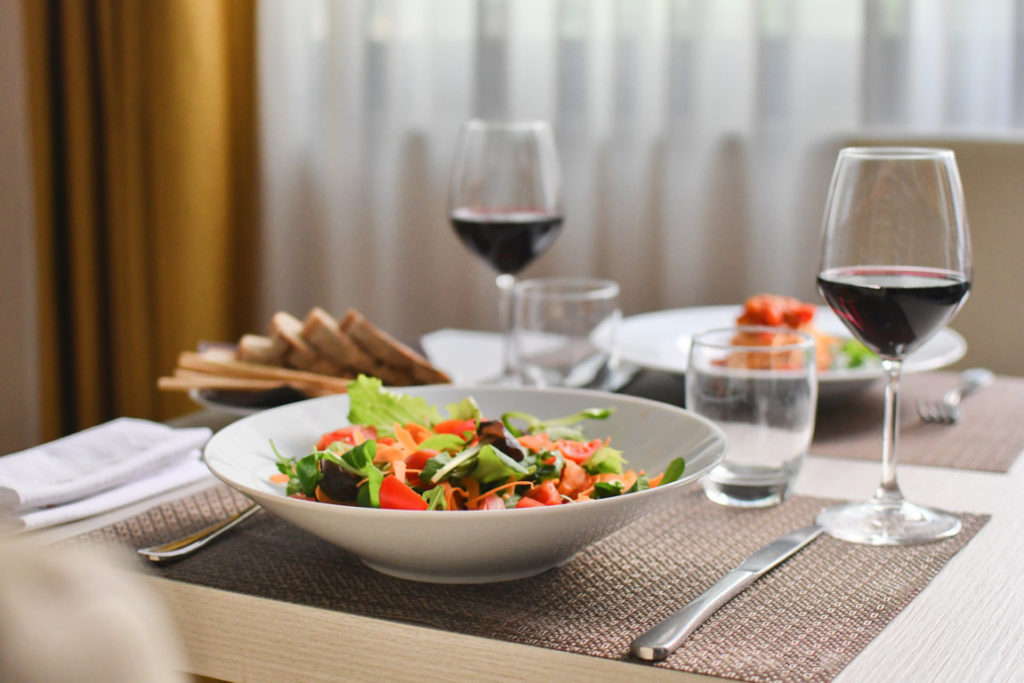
{"left": 876, "top": 358, "right": 905, "bottom": 504}
{"left": 496, "top": 273, "right": 517, "bottom": 381}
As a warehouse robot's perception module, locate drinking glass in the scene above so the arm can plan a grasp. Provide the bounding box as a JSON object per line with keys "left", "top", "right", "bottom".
{"left": 513, "top": 277, "right": 620, "bottom": 388}
{"left": 686, "top": 327, "right": 817, "bottom": 508}
{"left": 448, "top": 120, "right": 563, "bottom": 382}
{"left": 816, "top": 147, "right": 971, "bottom": 544}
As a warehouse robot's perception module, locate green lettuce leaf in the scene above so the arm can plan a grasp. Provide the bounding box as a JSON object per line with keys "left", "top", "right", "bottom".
{"left": 417, "top": 433, "right": 467, "bottom": 452}
{"left": 421, "top": 486, "right": 447, "bottom": 510}
{"left": 500, "top": 407, "right": 613, "bottom": 437}
{"left": 582, "top": 446, "right": 625, "bottom": 475}
{"left": 659, "top": 457, "right": 686, "bottom": 486}
{"left": 444, "top": 397, "right": 481, "bottom": 422}
{"left": 592, "top": 481, "right": 624, "bottom": 499}
{"left": 469, "top": 444, "right": 531, "bottom": 485}
{"left": 346, "top": 375, "right": 442, "bottom": 437}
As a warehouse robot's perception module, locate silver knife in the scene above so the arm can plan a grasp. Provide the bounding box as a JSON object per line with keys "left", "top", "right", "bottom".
{"left": 630, "top": 523, "right": 823, "bottom": 661}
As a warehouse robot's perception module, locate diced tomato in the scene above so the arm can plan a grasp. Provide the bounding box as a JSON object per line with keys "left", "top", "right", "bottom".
{"left": 316, "top": 425, "right": 378, "bottom": 451}
{"left": 784, "top": 303, "right": 816, "bottom": 327}
{"left": 433, "top": 419, "right": 476, "bottom": 437}
{"left": 404, "top": 449, "right": 439, "bottom": 487}
{"left": 477, "top": 493, "right": 506, "bottom": 511}
{"left": 289, "top": 492, "right": 317, "bottom": 502}
{"left": 554, "top": 438, "right": 605, "bottom": 464}
{"left": 524, "top": 480, "right": 562, "bottom": 506}
{"left": 739, "top": 294, "right": 816, "bottom": 330}
{"left": 515, "top": 496, "right": 545, "bottom": 508}
{"left": 379, "top": 475, "right": 428, "bottom": 511}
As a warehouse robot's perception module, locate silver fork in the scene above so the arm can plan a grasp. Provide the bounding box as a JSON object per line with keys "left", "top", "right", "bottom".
{"left": 915, "top": 367, "right": 994, "bottom": 425}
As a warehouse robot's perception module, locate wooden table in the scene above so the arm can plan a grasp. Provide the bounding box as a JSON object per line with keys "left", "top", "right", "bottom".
{"left": 29, "top": 377, "right": 1024, "bottom": 682}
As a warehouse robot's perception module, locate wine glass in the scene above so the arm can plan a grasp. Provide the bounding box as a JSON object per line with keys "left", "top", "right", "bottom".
{"left": 816, "top": 147, "right": 971, "bottom": 545}
{"left": 449, "top": 120, "right": 563, "bottom": 382}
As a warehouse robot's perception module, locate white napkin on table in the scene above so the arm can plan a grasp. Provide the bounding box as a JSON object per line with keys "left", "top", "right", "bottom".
{"left": 420, "top": 329, "right": 502, "bottom": 384}
{"left": 0, "top": 418, "right": 212, "bottom": 533}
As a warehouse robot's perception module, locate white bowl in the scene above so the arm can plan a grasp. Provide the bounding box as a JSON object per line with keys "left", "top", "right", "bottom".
{"left": 203, "top": 385, "right": 726, "bottom": 583}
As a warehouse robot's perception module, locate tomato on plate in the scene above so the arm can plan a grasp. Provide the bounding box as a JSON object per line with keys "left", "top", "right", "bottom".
{"left": 523, "top": 480, "right": 562, "bottom": 506}
{"left": 379, "top": 475, "right": 428, "bottom": 511}
{"left": 316, "top": 425, "right": 378, "bottom": 451}
{"left": 404, "top": 449, "right": 439, "bottom": 487}
{"left": 554, "top": 438, "right": 605, "bottom": 464}
{"left": 433, "top": 419, "right": 477, "bottom": 437}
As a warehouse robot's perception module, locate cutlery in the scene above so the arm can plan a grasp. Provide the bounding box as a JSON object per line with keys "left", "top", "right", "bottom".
{"left": 915, "top": 367, "right": 994, "bottom": 425}
{"left": 137, "top": 503, "right": 261, "bottom": 562}
{"left": 630, "top": 523, "right": 823, "bottom": 661}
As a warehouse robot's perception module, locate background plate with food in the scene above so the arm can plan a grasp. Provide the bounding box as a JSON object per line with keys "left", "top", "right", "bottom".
{"left": 610, "top": 300, "right": 966, "bottom": 398}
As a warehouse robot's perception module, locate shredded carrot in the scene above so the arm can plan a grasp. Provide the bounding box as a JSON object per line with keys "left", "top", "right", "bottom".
{"left": 440, "top": 481, "right": 467, "bottom": 510}
{"left": 393, "top": 423, "right": 419, "bottom": 454}
{"left": 648, "top": 472, "right": 664, "bottom": 487}
{"left": 618, "top": 469, "right": 638, "bottom": 493}
{"left": 392, "top": 460, "right": 407, "bottom": 483}
{"left": 269, "top": 473, "right": 290, "bottom": 485}
{"left": 404, "top": 422, "right": 434, "bottom": 444}
{"left": 518, "top": 433, "right": 555, "bottom": 452}
{"left": 373, "top": 445, "right": 407, "bottom": 463}
{"left": 351, "top": 428, "right": 367, "bottom": 446}
{"left": 464, "top": 477, "right": 480, "bottom": 503}
{"left": 465, "top": 480, "right": 532, "bottom": 508}
{"left": 557, "top": 459, "right": 591, "bottom": 497}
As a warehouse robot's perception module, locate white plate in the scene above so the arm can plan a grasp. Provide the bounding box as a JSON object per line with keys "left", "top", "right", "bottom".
{"left": 188, "top": 387, "right": 307, "bottom": 417}
{"left": 613, "top": 305, "right": 967, "bottom": 396}
{"left": 203, "top": 385, "right": 726, "bottom": 583}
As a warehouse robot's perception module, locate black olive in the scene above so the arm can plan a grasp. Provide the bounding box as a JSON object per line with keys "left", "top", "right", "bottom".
{"left": 476, "top": 419, "right": 528, "bottom": 461}
{"left": 319, "top": 459, "right": 360, "bottom": 503}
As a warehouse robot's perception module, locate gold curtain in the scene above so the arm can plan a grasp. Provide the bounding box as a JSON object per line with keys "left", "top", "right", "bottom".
{"left": 24, "top": 0, "right": 259, "bottom": 438}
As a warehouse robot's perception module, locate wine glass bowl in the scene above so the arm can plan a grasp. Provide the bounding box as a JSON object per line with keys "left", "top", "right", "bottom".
{"left": 449, "top": 120, "right": 563, "bottom": 382}
{"left": 815, "top": 147, "right": 971, "bottom": 545}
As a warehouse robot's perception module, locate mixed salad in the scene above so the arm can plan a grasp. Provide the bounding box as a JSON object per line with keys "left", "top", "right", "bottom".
{"left": 271, "top": 376, "right": 686, "bottom": 511}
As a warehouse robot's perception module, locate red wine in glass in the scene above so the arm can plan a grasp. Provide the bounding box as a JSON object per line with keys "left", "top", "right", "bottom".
{"left": 448, "top": 120, "right": 563, "bottom": 382}
{"left": 450, "top": 208, "right": 563, "bottom": 275}
{"left": 815, "top": 146, "right": 971, "bottom": 545}
{"left": 817, "top": 266, "right": 970, "bottom": 358}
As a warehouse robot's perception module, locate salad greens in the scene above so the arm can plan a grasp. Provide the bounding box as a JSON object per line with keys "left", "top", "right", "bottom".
{"left": 273, "top": 375, "right": 687, "bottom": 511}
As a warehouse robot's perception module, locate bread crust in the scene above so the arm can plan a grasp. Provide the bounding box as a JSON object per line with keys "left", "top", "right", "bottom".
{"left": 301, "top": 308, "right": 410, "bottom": 385}
{"left": 340, "top": 309, "right": 451, "bottom": 384}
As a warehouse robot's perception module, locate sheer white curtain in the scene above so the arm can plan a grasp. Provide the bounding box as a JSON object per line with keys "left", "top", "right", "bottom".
{"left": 257, "top": 0, "right": 1023, "bottom": 343}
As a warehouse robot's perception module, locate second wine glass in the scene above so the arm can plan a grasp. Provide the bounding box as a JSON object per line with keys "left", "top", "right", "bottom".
{"left": 816, "top": 146, "right": 971, "bottom": 545}
{"left": 449, "top": 120, "right": 563, "bottom": 383}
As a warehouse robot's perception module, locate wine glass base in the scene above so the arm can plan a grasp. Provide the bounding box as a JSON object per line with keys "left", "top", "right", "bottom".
{"left": 815, "top": 499, "right": 961, "bottom": 545}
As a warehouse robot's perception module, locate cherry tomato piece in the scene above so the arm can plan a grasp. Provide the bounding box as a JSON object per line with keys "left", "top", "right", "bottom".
{"left": 378, "top": 475, "right": 428, "bottom": 511}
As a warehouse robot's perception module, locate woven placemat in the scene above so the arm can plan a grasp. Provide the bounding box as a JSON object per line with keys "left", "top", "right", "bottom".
{"left": 64, "top": 486, "right": 988, "bottom": 682}
{"left": 812, "top": 372, "right": 1024, "bottom": 472}
{"left": 621, "top": 370, "right": 1024, "bottom": 473}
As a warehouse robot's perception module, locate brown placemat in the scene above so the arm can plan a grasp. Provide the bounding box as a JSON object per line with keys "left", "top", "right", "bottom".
{"left": 813, "top": 372, "right": 1024, "bottom": 472}
{"left": 64, "top": 486, "right": 988, "bottom": 682}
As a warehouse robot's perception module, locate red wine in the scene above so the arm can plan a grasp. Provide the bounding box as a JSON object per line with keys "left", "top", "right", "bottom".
{"left": 817, "top": 267, "right": 970, "bottom": 358}
{"left": 450, "top": 209, "right": 563, "bottom": 274}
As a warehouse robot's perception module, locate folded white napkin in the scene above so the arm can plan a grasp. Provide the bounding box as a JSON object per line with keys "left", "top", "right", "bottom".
{"left": 2, "top": 456, "right": 211, "bottom": 533}
{"left": 0, "top": 418, "right": 212, "bottom": 531}
{"left": 420, "top": 329, "right": 502, "bottom": 384}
